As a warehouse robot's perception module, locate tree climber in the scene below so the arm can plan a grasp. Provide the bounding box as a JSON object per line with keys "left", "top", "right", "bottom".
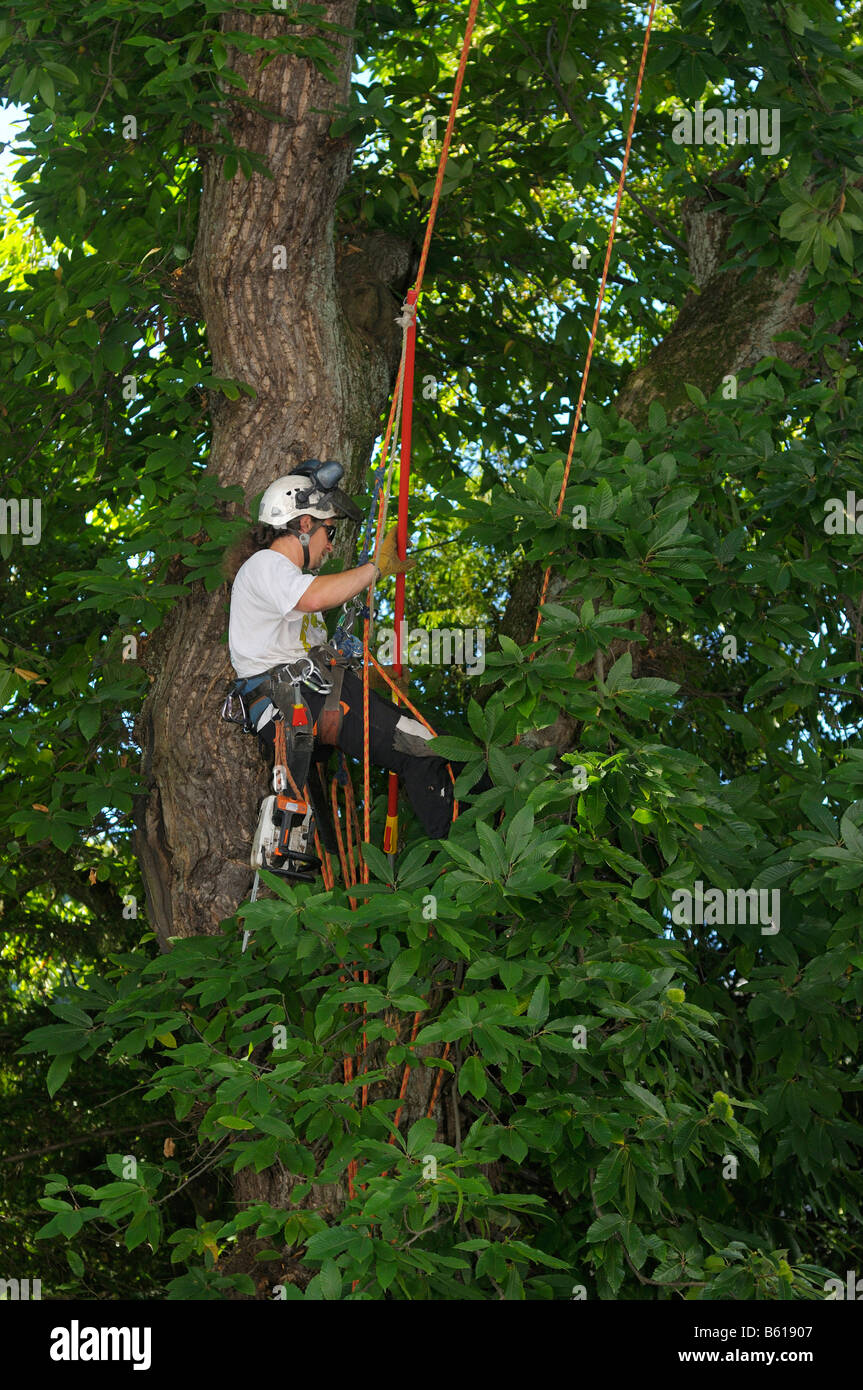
{"left": 222, "top": 461, "right": 482, "bottom": 879}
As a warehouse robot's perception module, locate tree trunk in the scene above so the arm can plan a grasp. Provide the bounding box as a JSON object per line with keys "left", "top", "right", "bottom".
{"left": 129, "top": 25, "right": 830, "bottom": 1282}
{"left": 615, "top": 179, "right": 815, "bottom": 428}
{"left": 130, "top": 6, "right": 468, "bottom": 1280}
{"left": 133, "top": 4, "right": 414, "bottom": 946}
{"left": 504, "top": 176, "right": 824, "bottom": 755}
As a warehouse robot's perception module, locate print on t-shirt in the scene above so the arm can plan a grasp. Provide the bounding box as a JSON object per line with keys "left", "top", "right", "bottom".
{"left": 301, "top": 609, "right": 328, "bottom": 654}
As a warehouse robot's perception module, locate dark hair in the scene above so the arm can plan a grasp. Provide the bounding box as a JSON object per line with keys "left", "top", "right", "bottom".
{"left": 221, "top": 522, "right": 295, "bottom": 584}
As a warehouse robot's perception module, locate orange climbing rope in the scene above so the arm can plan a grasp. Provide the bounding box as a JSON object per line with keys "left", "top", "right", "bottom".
{"left": 272, "top": 724, "right": 369, "bottom": 1193}
{"left": 278, "top": 0, "right": 655, "bottom": 1189}
{"left": 532, "top": 0, "right": 658, "bottom": 646}
{"left": 333, "top": 1, "right": 481, "bottom": 1175}
{"left": 415, "top": 0, "right": 482, "bottom": 302}
{"left": 258, "top": 2, "right": 480, "bottom": 1195}
{"left": 363, "top": 0, "right": 481, "bottom": 853}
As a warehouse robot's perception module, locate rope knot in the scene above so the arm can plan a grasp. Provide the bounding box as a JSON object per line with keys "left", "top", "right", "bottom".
{"left": 394, "top": 299, "right": 417, "bottom": 330}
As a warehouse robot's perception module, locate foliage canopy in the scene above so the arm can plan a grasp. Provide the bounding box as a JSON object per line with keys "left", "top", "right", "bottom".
{"left": 2, "top": 0, "right": 862, "bottom": 1299}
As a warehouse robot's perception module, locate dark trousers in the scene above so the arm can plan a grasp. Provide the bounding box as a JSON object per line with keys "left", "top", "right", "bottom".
{"left": 255, "top": 669, "right": 478, "bottom": 839}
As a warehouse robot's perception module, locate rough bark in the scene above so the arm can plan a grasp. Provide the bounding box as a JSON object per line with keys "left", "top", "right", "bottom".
{"left": 126, "top": 20, "right": 833, "bottom": 1279}
{"left": 130, "top": 6, "right": 467, "bottom": 1276}
{"left": 616, "top": 179, "right": 814, "bottom": 429}
{"left": 504, "top": 176, "right": 823, "bottom": 755}
{"left": 132, "top": 4, "right": 414, "bottom": 946}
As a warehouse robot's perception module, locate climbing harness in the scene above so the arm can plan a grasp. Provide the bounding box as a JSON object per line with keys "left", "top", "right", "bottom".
{"left": 223, "top": 646, "right": 357, "bottom": 883}
{"left": 309, "top": 643, "right": 359, "bottom": 745}
{"left": 221, "top": 0, "right": 657, "bottom": 1177}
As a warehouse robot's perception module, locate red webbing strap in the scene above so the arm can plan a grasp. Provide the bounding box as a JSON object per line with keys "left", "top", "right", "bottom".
{"left": 349, "top": 0, "right": 482, "bottom": 1184}
{"left": 383, "top": 287, "right": 418, "bottom": 854}
{"left": 363, "top": 0, "right": 479, "bottom": 847}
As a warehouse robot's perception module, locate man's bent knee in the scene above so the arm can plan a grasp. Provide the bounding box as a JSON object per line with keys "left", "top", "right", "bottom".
{"left": 392, "top": 713, "right": 436, "bottom": 759}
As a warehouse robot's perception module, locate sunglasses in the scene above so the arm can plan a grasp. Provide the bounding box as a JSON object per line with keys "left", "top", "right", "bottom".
{"left": 322, "top": 523, "right": 337, "bottom": 542}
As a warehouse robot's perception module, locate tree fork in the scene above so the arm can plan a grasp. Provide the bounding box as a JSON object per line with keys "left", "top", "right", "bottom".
{"left": 503, "top": 174, "right": 832, "bottom": 756}
{"left": 133, "top": 4, "right": 414, "bottom": 946}
{"left": 130, "top": 5, "right": 466, "bottom": 1270}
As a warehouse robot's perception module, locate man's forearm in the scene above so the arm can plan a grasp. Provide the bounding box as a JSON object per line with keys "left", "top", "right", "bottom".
{"left": 296, "top": 562, "right": 378, "bottom": 612}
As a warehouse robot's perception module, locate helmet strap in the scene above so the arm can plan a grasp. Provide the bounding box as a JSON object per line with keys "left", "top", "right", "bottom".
{"left": 291, "top": 519, "right": 326, "bottom": 574}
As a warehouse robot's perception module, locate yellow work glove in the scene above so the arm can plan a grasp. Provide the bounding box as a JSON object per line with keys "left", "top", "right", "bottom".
{"left": 374, "top": 526, "right": 416, "bottom": 579}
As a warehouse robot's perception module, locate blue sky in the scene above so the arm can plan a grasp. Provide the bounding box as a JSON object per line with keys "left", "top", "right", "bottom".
{"left": 0, "top": 101, "right": 27, "bottom": 176}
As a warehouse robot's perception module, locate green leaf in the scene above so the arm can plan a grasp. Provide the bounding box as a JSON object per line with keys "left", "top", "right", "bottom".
{"left": 429, "top": 735, "right": 480, "bottom": 760}
{"left": 467, "top": 698, "right": 487, "bottom": 742}
{"left": 405, "top": 1117, "right": 436, "bottom": 1155}
{"left": 499, "top": 634, "right": 523, "bottom": 663}
{"left": 444, "top": 841, "right": 491, "bottom": 879}
{"left": 216, "top": 1115, "right": 256, "bottom": 1130}
{"left": 622, "top": 1080, "right": 668, "bottom": 1120}
{"left": 648, "top": 400, "right": 667, "bottom": 431}
{"left": 77, "top": 704, "right": 101, "bottom": 741}
{"left": 632, "top": 677, "right": 679, "bottom": 696}
{"left": 605, "top": 652, "right": 633, "bottom": 691}
{"left": 505, "top": 802, "right": 534, "bottom": 852}
{"left": 26, "top": 1024, "right": 90, "bottom": 1054}
{"left": 458, "top": 1054, "right": 487, "bottom": 1099}
{"left": 623, "top": 1221, "right": 648, "bottom": 1270}
{"left": 46, "top": 1052, "right": 74, "bottom": 1097}
{"left": 360, "top": 841, "right": 393, "bottom": 883}
{"left": 387, "top": 947, "right": 420, "bottom": 993}
{"left": 57, "top": 1209, "right": 86, "bottom": 1238}
{"left": 592, "top": 479, "right": 615, "bottom": 521}
{"left": 527, "top": 976, "right": 550, "bottom": 1024}
{"left": 840, "top": 812, "right": 863, "bottom": 856}
{"left": 475, "top": 819, "right": 508, "bottom": 878}
{"left": 304, "top": 1227, "right": 351, "bottom": 1260}
{"left": 586, "top": 1213, "right": 624, "bottom": 1241}
{"left": 318, "top": 1259, "right": 342, "bottom": 1300}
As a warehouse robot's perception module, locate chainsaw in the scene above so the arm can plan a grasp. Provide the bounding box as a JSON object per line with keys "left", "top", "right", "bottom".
{"left": 250, "top": 791, "right": 320, "bottom": 882}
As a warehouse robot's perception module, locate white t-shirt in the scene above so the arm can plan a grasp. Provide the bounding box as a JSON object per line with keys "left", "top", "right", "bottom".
{"left": 228, "top": 549, "right": 329, "bottom": 678}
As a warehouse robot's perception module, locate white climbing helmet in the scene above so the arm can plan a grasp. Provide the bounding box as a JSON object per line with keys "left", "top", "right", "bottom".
{"left": 258, "top": 473, "right": 342, "bottom": 529}
{"left": 258, "top": 459, "right": 363, "bottom": 530}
